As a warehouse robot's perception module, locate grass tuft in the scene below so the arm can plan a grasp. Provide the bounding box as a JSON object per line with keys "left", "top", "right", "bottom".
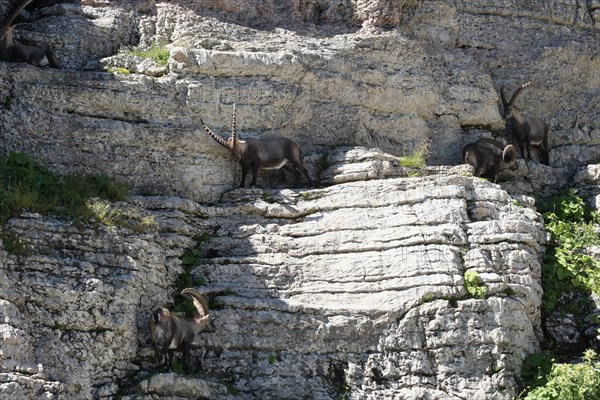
{"left": 398, "top": 148, "right": 427, "bottom": 169}
{"left": 129, "top": 43, "right": 170, "bottom": 66}
{"left": 0, "top": 152, "right": 129, "bottom": 225}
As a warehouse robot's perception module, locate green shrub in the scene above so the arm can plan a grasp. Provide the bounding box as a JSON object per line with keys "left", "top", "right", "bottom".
{"left": 538, "top": 190, "right": 600, "bottom": 311}
{"left": 0, "top": 230, "right": 30, "bottom": 256}
{"left": 524, "top": 349, "right": 600, "bottom": 400}
{"left": 521, "top": 351, "right": 554, "bottom": 393}
{"left": 464, "top": 270, "right": 487, "bottom": 299}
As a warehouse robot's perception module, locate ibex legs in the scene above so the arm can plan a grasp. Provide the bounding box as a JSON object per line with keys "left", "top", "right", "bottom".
{"left": 282, "top": 163, "right": 313, "bottom": 187}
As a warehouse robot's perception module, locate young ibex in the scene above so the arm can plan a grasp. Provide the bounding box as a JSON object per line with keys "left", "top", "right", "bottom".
{"left": 0, "top": 0, "right": 61, "bottom": 68}
{"left": 148, "top": 288, "right": 216, "bottom": 372}
{"left": 201, "top": 105, "right": 313, "bottom": 188}
{"left": 461, "top": 138, "right": 518, "bottom": 183}
{"left": 500, "top": 82, "right": 550, "bottom": 165}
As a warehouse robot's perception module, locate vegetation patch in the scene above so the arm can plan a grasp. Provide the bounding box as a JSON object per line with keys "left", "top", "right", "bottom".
{"left": 129, "top": 43, "right": 170, "bottom": 66}
{"left": 173, "top": 234, "right": 211, "bottom": 317}
{"left": 520, "top": 349, "right": 600, "bottom": 400}
{"left": 316, "top": 152, "right": 330, "bottom": 179}
{"left": 299, "top": 190, "right": 326, "bottom": 201}
{"left": 0, "top": 152, "right": 129, "bottom": 225}
{"left": 398, "top": 147, "right": 427, "bottom": 169}
{"left": 519, "top": 190, "right": 600, "bottom": 398}
{"left": 86, "top": 199, "right": 155, "bottom": 233}
{"left": 537, "top": 190, "right": 600, "bottom": 312}
{"left": 0, "top": 230, "right": 30, "bottom": 256}
{"left": 464, "top": 270, "right": 487, "bottom": 299}
{"left": 226, "top": 384, "right": 241, "bottom": 395}
{"left": 107, "top": 67, "right": 131, "bottom": 75}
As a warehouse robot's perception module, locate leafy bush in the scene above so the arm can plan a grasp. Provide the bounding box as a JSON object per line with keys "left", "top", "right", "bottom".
{"left": 523, "top": 349, "right": 600, "bottom": 400}
{"left": 521, "top": 351, "right": 554, "bottom": 393}
{"left": 0, "top": 152, "right": 129, "bottom": 224}
{"left": 538, "top": 190, "right": 600, "bottom": 311}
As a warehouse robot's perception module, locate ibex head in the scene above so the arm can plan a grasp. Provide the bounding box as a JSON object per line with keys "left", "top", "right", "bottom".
{"left": 499, "top": 82, "right": 551, "bottom": 165}
{"left": 181, "top": 288, "right": 216, "bottom": 333}
{"left": 501, "top": 144, "right": 518, "bottom": 169}
{"left": 461, "top": 139, "right": 518, "bottom": 183}
{"left": 500, "top": 81, "right": 532, "bottom": 120}
{"left": 201, "top": 104, "right": 242, "bottom": 160}
{"left": 148, "top": 288, "right": 215, "bottom": 372}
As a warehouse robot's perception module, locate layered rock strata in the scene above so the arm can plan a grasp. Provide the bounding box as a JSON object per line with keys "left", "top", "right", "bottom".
{"left": 1, "top": 155, "right": 545, "bottom": 399}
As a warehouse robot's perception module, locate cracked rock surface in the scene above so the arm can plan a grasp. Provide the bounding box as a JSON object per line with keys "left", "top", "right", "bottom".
{"left": 1, "top": 156, "right": 545, "bottom": 398}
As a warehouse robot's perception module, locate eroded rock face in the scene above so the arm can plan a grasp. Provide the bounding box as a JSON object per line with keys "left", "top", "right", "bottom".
{"left": 1, "top": 0, "right": 598, "bottom": 203}
{"left": 0, "top": 206, "right": 206, "bottom": 398}
{"left": 0, "top": 154, "right": 544, "bottom": 398}
{"left": 0, "top": 0, "right": 597, "bottom": 397}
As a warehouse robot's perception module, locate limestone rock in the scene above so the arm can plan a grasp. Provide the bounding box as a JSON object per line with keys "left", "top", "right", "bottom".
{"left": 0, "top": 163, "right": 545, "bottom": 399}
{"left": 1, "top": 0, "right": 600, "bottom": 397}
{"left": 140, "top": 373, "right": 230, "bottom": 399}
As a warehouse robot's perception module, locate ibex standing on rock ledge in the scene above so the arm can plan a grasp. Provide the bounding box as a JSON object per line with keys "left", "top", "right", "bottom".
{"left": 201, "top": 104, "right": 313, "bottom": 188}
{"left": 0, "top": 0, "right": 61, "bottom": 68}
{"left": 461, "top": 138, "right": 518, "bottom": 183}
{"left": 148, "top": 288, "right": 215, "bottom": 372}
{"left": 501, "top": 82, "right": 550, "bottom": 165}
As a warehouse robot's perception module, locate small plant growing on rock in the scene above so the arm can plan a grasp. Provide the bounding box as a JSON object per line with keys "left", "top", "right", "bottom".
{"left": 107, "top": 67, "right": 131, "bottom": 75}
{"left": 0, "top": 230, "right": 30, "bottom": 256}
{"left": 130, "top": 43, "right": 170, "bottom": 66}
{"left": 464, "top": 270, "right": 487, "bottom": 299}
{"left": 316, "top": 152, "right": 330, "bottom": 178}
{"left": 86, "top": 199, "right": 156, "bottom": 232}
{"left": 174, "top": 235, "right": 210, "bottom": 317}
{"left": 398, "top": 146, "right": 427, "bottom": 169}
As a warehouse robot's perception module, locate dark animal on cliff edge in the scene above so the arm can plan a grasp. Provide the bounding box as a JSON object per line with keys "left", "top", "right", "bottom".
{"left": 201, "top": 104, "right": 313, "bottom": 188}
{"left": 461, "top": 138, "right": 518, "bottom": 183}
{"left": 148, "top": 288, "right": 216, "bottom": 372}
{"left": 500, "top": 82, "right": 550, "bottom": 165}
{"left": 0, "top": 0, "right": 61, "bottom": 68}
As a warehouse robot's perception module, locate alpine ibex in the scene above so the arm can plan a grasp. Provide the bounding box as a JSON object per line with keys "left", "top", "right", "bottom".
{"left": 148, "top": 288, "right": 215, "bottom": 372}
{"left": 500, "top": 82, "right": 550, "bottom": 165}
{"left": 0, "top": 0, "right": 61, "bottom": 68}
{"left": 461, "top": 138, "right": 518, "bottom": 183}
{"left": 201, "top": 105, "right": 313, "bottom": 188}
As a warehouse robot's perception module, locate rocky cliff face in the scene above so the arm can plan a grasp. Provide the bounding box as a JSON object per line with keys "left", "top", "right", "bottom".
{"left": 1, "top": 153, "right": 545, "bottom": 399}
{"left": 1, "top": 0, "right": 598, "bottom": 202}
{"left": 0, "top": 0, "right": 599, "bottom": 399}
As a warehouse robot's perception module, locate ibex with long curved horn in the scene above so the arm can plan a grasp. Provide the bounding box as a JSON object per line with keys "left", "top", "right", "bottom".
{"left": 148, "top": 288, "right": 216, "bottom": 372}
{"left": 500, "top": 82, "right": 550, "bottom": 165}
{"left": 0, "top": 0, "right": 61, "bottom": 68}
{"left": 201, "top": 104, "right": 313, "bottom": 188}
{"left": 461, "top": 138, "right": 518, "bottom": 183}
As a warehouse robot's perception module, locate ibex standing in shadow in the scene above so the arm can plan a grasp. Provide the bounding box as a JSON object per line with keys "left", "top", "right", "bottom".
{"left": 201, "top": 104, "right": 313, "bottom": 188}
{"left": 461, "top": 138, "right": 518, "bottom": 183}
{"left": 148, "top": 288, "right": 216, "bottom": 372}
{"left": 0, "top": 0, "right": 61, "bottom": 68}
{"left": 501, "top": 82, "right": 550, "bottom": 165}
